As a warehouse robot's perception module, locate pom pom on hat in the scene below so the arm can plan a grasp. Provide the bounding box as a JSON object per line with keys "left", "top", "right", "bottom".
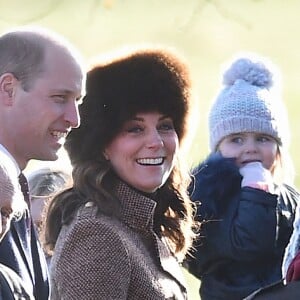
{"left": 209, "top": 53, "right": 289, "bottom": 151}
{"left": 223, "top": 57, "right": 273, "bottom": 88}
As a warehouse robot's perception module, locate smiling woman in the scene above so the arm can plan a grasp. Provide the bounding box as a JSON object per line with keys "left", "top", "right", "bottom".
{"left": 44, "top": 45, "right": 198, "bottom": 300}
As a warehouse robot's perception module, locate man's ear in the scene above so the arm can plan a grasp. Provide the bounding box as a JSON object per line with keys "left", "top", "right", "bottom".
{"left": 0, "top": 73, "right": 17, "bottom": 105}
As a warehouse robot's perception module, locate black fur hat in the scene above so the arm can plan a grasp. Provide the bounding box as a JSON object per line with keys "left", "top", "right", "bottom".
{"left": 65, "top": 47, "right": 192, "bottom": 165}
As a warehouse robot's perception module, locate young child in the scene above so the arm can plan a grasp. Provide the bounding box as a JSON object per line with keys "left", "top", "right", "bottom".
{"left": 185, "top": 54, "right": 300, "bottom": 300}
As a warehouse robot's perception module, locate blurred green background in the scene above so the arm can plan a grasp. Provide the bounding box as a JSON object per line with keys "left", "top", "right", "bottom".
{"left": 2, "top": 0, "right": 300, "bottom": 298}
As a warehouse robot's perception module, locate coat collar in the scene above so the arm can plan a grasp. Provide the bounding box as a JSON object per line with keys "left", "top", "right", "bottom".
{"left": 113, "top": 180, "right": 187, "bottom": 290}
{"left": 115, "top": 180, "right": 157, "bottom": 231}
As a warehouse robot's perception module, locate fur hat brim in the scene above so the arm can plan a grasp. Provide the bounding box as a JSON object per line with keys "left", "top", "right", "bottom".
{"left": 65, "top": 47, "right": 191, "bottom": 165}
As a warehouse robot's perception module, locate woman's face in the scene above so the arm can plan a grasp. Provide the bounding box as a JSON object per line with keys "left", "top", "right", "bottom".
{"left": 104, "top": 111, "right": 179, "bottom": 193}
{"left": 218, "top": 132, "right": 278, "bottom": 172}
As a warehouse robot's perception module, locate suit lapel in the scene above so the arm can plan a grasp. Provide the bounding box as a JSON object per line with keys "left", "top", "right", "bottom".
{"left": 30, "top": 220, "right": 49, "bottom": 293}
{"left": 10, "top": 220, "right": 34, "bottom": 281}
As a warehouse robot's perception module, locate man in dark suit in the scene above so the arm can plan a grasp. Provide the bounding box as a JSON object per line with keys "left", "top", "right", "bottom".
{"left": 0, "top": 27, "right": 84, "bottom": 300}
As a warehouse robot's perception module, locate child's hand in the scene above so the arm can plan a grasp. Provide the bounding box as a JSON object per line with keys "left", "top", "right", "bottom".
{"left": 239, "top": 161, "right": 274, "bottom": 193}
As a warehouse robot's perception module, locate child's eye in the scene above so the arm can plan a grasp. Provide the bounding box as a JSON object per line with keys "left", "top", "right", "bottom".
{"left": 231, "top": 137, "right": 243, "bottom": 144}
{"left": 257, "top": 135, "right": 271, "bottom": 143}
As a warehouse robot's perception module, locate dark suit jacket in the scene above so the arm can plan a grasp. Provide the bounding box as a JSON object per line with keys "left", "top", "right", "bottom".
{"left": 0, "top": 263, "right": 34, "bottom": 300}
{"left": 0, "top": 216, "right": 49, "bottom": 300}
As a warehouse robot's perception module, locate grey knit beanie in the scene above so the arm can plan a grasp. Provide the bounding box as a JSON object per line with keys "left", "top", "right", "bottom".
{"left": 209, "top": 54, "right": 289, "bottom": 151}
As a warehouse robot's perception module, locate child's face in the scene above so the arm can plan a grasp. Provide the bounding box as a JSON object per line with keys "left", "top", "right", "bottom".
{"left": 218, "top": 132, "right": 278, "bottom": 172}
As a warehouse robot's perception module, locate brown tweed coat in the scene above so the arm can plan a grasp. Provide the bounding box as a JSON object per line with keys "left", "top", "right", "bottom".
{"left": 50, "top": 181, "right": 188, "bottom": 299}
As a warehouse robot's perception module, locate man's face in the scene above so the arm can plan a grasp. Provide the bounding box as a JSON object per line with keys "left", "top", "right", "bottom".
{"left": 7, "top": 47, "right": 84, "bottom": 169}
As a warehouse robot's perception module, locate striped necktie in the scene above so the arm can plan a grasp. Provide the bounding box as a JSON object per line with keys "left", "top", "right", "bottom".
{"left": 18, "top": 172, "right": 30, "bottom": 206}
{"left": 18, "top": 172, "right": 31, "bottom": 227}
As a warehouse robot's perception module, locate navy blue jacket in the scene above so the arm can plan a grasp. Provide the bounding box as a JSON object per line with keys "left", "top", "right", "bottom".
{"left": 0, "top": 216, "right": 49, "bottom": 300}
{"left": 185, "top": 153, "right": 299, "bottom": 300}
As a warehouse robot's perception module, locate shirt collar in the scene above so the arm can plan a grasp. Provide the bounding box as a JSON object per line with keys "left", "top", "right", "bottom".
{"left": 0, "top": 144, "right": 21, "bottom": 176}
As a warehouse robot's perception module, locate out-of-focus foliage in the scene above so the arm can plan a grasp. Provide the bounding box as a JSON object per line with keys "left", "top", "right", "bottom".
{"left": 3, "top": 0, "right": 300, "bottom": 188}
{"left": 1, "top": 0, "right": 299, "bottom": 168}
